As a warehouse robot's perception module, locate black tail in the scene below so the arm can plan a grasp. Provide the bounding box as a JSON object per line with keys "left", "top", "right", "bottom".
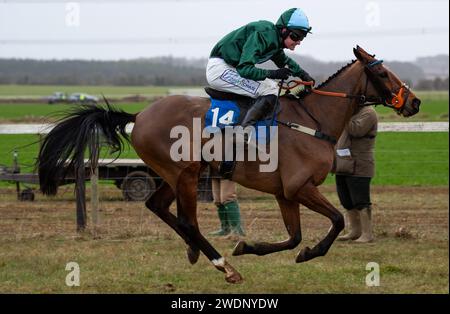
{"left": 37, "top": 102, "right": 136, "bottom": 195}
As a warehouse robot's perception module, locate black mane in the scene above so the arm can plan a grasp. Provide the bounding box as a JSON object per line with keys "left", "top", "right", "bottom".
{"left": 295, "top": 59, "right": 357, "bottom": 99}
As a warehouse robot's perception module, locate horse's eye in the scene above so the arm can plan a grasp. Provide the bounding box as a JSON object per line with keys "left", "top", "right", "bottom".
{"left": 379, "top": 72, "right": 388, "bottom": 78}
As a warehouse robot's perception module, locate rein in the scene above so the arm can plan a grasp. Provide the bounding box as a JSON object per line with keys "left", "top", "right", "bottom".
{"left": 285, "top": 80, "right": 367, "bottom": 103}
{"left": 281, "top": 78, "right": 381, "bottom": 106}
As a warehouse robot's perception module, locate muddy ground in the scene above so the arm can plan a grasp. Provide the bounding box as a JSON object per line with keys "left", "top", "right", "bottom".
{"left": 0, "top": 185, "right": 447, "bottom": 242}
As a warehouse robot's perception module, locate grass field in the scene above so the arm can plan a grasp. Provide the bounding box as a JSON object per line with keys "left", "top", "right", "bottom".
{"left": 0, "top": 102, "right": 150, "bottom": 122}
{"left": 0, "top": 85, "right": 171, "bottom": 98}
{"left": 1, "top": 132, "right": 448, "bottom": 186}
{"left": 372, "top": 132, "right": 449, "bottom": 185}
{"left": 0, "top": 88, "right": 447, "bottom": 123}
{"left": 0, "top": 185, "right": 447, "bottom": 293}
{"left": 0, "top": 85, "right": 447, "bottom": 100}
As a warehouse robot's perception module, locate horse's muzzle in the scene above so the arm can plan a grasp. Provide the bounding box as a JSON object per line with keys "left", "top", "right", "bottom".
{"left": 402, "top": 97, "right": 421, "bottom": 117}
{"left": 411, "top": 97, "right": 421, "bottom": 115}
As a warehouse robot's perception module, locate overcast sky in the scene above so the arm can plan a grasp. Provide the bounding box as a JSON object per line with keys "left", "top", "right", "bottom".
{"left": 0, "top": 0, "right": 448, "bottom": 62}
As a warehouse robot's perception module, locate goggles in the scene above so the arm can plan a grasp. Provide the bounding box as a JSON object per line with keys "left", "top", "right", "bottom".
{"left": 289, "top": 30, "right": 307, "bottom": 42}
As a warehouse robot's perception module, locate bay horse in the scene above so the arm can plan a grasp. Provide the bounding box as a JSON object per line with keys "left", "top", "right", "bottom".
{"left": 37, "top": 46, "right": 420, "bottom": 283}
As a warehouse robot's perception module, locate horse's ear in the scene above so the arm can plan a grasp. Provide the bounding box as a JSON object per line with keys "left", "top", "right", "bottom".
{"left": 353, "top": 46, "right": 365, "bottom": 61}
{"left": 354, "top": 45, "right": 375, "bottom": 62}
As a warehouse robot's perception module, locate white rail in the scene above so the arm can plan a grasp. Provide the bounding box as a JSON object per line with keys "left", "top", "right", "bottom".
{"left": 0, "top": 122, "right": 448, "bottom": 134}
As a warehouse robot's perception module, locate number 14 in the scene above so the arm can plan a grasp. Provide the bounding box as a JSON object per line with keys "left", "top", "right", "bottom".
{"left": 211, "top": 108, "right": 235, "bottom": 127}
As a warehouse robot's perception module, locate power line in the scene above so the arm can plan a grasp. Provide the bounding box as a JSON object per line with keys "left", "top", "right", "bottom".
{"left": 0, "top": 27, "right": 447, "bottom": 45}
{"left": 318, "top": 27, "right": 449, "bottom": 39}
{"left": 1, "top": 0, "right": 448, "bottom": 2}
{"left": 3, "top": 0, "right": 261, "bottom": 3}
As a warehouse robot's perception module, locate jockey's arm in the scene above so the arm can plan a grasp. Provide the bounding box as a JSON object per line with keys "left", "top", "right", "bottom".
{"left": 271, "top": 51, "right": 312, "bottom": 82}
{"left": 235, "top": 32, "right": 273, "bottom": 81}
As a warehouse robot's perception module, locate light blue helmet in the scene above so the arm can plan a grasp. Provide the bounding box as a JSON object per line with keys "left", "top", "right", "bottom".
{"left": 276, "top": 8, "right": 312, "bottom": 34}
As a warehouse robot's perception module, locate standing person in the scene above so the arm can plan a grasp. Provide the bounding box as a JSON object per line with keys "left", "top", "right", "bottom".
{"left": 206, "top": 8, "right": 315, "bottom": 129}
{"left": 209, "top": 178, "right": 245, "bottom": 237}
{"left": 333, "top": 106, "right": 378, "bottom": 243}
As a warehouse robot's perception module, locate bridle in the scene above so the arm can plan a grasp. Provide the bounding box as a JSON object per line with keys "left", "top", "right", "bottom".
{"left": 281, "top": 59, "right": 411, "bottom": 112}
{"left": 363, "top": 60, "right": 410, "bottom": 110}
{"left": 275, "top": 59, "right": 412, "bottom": 144}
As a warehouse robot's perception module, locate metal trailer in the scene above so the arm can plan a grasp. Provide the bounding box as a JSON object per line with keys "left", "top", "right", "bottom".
{"left": 0, "top": 153, "right": 213, "bottom": 202}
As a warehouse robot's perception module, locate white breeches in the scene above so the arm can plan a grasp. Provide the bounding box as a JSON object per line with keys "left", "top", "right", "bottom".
{"left": 206, "top": 58, "right": 278, "bottom": 99}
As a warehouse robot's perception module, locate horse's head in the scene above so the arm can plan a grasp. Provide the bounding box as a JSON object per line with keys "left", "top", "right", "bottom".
{"left": 353, "top": 45, "right": 421, "bottom": 117}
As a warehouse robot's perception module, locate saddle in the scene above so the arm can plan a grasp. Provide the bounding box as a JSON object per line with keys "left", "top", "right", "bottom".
{"left": 204, "top": 87, "right": 254, "bottom": 125}
{"left": 204, "top": 87, "right": 279, "bottom": 126}
{"left": 204, "top": 87, "right": 252, "bottom": 102}
{"left": 204, "top": 87, "right": 280, "bottom": 179}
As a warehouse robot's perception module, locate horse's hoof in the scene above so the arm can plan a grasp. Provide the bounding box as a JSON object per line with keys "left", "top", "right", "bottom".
{"left": 187, "top": 246, "right": 200, "bottom": 265}
{"left": 232, "top": 240, "right": 246, "bottom": 256}
{"left": 296, "top": 246, "right": 312, "bottom": 263}
{"left": 225, "top": 271, "right": 243, "bottom": 284}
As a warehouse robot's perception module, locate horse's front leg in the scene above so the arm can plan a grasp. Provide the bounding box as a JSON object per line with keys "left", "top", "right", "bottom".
{"left": 295, "top": 183, "right": 344, "bottom": 263}
{"left": 232, "top": 196, "right": 302, "bottom": 256}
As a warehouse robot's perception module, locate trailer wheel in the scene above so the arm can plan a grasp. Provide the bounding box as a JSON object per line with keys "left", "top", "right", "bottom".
{"left": 121, "top": 171, "right": 156, "bottom": 201}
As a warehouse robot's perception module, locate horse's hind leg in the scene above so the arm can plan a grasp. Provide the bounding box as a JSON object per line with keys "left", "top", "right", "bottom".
{"left": 295, "top": 183, "right": 344, "bottom": 263}
{"left": 145, "top": 180, "right": 200, "bottom": 264}
{"left": 176, "top": 196, "right": 200, "bottom": 264}
{"left": 176, "top": 163, "right": 242, "bottom": 283}
{"left": 233, "top": 196, "right": 302, "bottom": 256}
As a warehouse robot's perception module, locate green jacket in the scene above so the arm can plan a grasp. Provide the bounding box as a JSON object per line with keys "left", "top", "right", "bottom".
{"left": 210, "top": 20, "right": 307, "bottom": 81}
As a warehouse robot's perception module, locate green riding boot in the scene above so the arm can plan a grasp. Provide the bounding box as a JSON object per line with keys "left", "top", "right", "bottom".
{"left": 224, "top": 200, "right": 245, "bottom": 236}
{"left": 209, "top": 204, "right": 231, "bottom": 236}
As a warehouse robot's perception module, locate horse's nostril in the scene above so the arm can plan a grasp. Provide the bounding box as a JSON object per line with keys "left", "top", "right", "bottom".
{"left": 412, "top": 98, "right": 421, "bottom": 108}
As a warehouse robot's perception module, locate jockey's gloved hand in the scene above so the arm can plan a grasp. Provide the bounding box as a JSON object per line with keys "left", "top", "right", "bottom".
{"left": 300, "top": 71, "right": 315, "bottom": 86}
{"left": 267, "top": 68, "right": 292, "bottom": 80}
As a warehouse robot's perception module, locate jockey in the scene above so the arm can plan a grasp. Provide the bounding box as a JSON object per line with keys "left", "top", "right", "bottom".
{"left": 207, "top": 8, "right": 315, "bottom": 128}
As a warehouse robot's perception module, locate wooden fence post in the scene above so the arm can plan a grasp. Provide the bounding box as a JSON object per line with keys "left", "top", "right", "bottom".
{"left": 75, "top": 154, "right": 87, "bottom": 232}
{"left": 91, "top": 165, "right": 99, "bottom": 233}
{"left": 89, "top": 126, "right": 100, "bottom": 235}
